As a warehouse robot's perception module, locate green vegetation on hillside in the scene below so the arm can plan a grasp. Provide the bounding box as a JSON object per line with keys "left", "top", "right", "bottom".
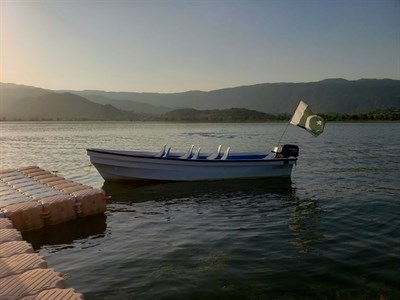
{"left": 1, "top": 81, "right": 400, "bottom": 122}
{"left": 160, "top": 108, "right": 400, "bottom": 122}
{"left": 162, "top": 108, "right": 277, "bottom": 122}
{"left": 2, "top": 79, "right": 400, "bottom": 116}
{"left": 320, "top": 109, "right": 400, "bottom": 122}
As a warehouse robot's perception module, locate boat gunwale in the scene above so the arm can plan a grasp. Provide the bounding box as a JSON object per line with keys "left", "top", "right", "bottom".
{"left": 86, "top": 148, "right": 297, "bottom": 163}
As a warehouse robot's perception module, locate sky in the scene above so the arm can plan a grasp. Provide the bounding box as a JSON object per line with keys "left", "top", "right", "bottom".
{"left": 1, "top": 0, "right": 399, "bottom": 93}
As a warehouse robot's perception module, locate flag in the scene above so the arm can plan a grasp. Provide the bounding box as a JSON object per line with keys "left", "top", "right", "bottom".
{"left": 290, "top": 101, "right": 325, "bottom": 136}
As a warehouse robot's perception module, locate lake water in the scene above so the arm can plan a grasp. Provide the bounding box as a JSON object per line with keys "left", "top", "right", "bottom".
{"left": 1, "top": 122, "right": 399, "bottom": 299}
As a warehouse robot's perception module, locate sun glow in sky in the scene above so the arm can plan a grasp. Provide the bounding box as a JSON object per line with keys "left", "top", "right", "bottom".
{"left": 1, "top": 0, "right": 399, "bottom": 92}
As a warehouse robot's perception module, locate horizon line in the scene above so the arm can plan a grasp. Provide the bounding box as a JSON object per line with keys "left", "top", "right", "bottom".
{"left": 1, "top": 77, "right": 398, "bottom": 94}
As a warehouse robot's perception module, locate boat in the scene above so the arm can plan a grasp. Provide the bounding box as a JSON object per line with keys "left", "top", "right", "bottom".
{"left": 86, "top": 144, "right": 299, "bottom": 182}
{"left": 87, "top": 101, "right": 326, "bottom": 182}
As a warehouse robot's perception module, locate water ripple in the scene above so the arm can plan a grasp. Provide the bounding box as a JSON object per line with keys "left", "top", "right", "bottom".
{"left": 2, "top": 122, "right": 400, "bottom": 299}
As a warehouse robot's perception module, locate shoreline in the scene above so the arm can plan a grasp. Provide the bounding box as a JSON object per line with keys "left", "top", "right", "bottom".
{"left": 0, "top": 120, "right": 399, "bottom": 124}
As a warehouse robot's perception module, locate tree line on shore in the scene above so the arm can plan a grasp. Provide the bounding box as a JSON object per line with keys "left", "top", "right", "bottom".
{"left": 276, "top": 108, "right": 400, "bottom": 122}
{"left": 2, "top": 108, "right": 399, "bottom": 122}
{"left": 320, "top": 108, "right": 400, "bottom": 121}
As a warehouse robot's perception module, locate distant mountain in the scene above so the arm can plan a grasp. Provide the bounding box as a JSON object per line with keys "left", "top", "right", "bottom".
{"left": 65, "top": 79, "right": 400, "bottom": 114}
{"left": 0, "top": 83, "right": 172, "bottom": 115}
{"left": 0, "top": 92, "right": 140, "bottom": 121}
{"left": 78, "top": 94, "right": 172, "bottom": 114}
{"left": 2, "top": 79, "right": 400, "bottom": 116}
{"left": 0, "top": 82, "right": 51, "bottom": 101}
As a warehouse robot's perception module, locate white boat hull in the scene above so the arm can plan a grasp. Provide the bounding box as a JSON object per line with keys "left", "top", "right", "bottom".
{"left": 87, "top": 149, "right": 297, "bottom": 181}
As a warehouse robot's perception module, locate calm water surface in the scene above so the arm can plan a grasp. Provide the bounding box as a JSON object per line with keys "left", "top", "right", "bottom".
{"left": 1, "top": 122, "right": 399, "bottom": 299}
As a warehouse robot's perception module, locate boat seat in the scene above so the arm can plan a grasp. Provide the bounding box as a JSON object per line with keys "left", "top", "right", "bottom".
{"left": 263, "top": 152, "right": 276, "bottom": 160}
{"left": 191, "top": 147, "right": 201, "bottom": 160}
{"left": 207, "top": 145, "right": 222, "bottom": 160}
{"left": 155, "top": 144, "right": 167, "bottom": 157}
{"left": 221, "top": 147, "right": 230, "bottom": 160}
{"left": 162, "top": 147, "right": 171, "bottom": 158}
{"left": 180, "top": 145, "right": 194, "bottom": 159}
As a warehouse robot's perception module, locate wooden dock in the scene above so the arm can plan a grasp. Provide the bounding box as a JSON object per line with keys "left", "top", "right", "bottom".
{"left": 0, "top": 166, "right": 108, "bottom": 299}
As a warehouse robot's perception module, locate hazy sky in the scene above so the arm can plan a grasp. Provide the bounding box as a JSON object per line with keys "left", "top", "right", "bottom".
{"left": 1, "top": 0, "right": 399, "bottom": 92}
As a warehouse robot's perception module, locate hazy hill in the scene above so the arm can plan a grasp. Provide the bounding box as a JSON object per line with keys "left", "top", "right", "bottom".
{"left": 2, "top": 79, "right": 400, "bottom": 117}
{"left": 163, "top": 108, "right": 278, "bottom": 122}
{"left": 0, "top": 83, "right": 171, "bottom": 115}
{"left": 1, "top": 92, "right": 140, "bottom": 121}
{"left": 79, "top": 94, "right": 172, "bottom": 114}
{"left": 70, "top": 79, "right": 400, "bottom": 114}
{"left": 0, "top": 82, "right": 50, "bottom": 101}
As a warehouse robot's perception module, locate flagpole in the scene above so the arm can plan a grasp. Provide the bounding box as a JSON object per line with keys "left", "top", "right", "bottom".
{"left": 276, "top": 119, "right": 291, "bottom": 147}
{"left": 275, "top": 106, "right": 295, "bottom": 147}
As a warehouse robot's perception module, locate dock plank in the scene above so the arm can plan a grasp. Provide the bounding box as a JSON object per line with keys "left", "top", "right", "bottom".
{"left": 0, "top": 268, "right": 66, "bottom": 298}
{"left": 20, "top": 288, "right": 84, "bottom": 300}
{"left": 0, "top": 229, "right": 22, "bottom": 243}
{"left": 0, "top": 253, "right": 48, "bottom": 278}
{"left": 0, "top": 241, "right": 34, "bottom": 258}
{"left": 0, "top": 166, "right": 109, "bottom": 299}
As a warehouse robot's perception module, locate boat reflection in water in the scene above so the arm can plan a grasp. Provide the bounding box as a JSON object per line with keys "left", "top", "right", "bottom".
{"left": 21, "top": 178, "right": 321, "bottom": 257}
{"left": 102, "top": 178, "right": 295, "bottom": 204}
{"left": 103, "top": 178, "right": 321, "bottom": 255}
{"left": 283, "top": 196, "right": 322, "bottom": 254}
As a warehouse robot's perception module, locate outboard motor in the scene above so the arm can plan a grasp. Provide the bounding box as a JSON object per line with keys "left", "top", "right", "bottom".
{"left": 273, "top": 144, "right": 299, "bottom": 158}
{"left": 281, "top": 144, "right": 299, "bottom": 158}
